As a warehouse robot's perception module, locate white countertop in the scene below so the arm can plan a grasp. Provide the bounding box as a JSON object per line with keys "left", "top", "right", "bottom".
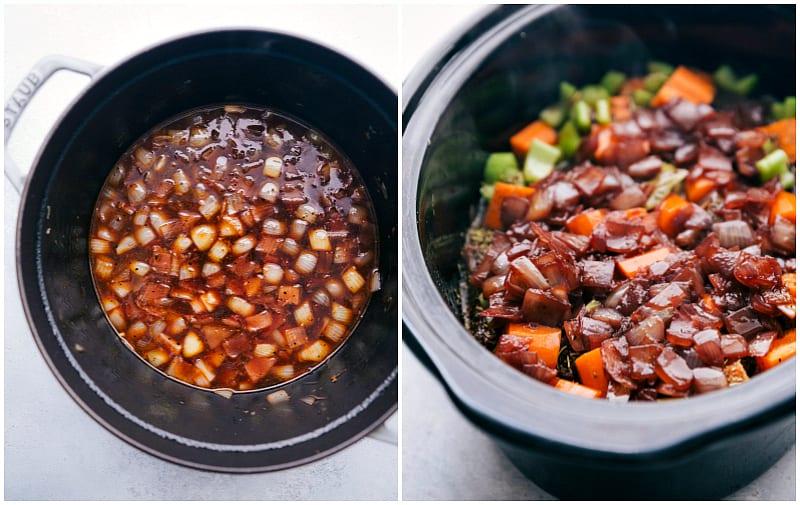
{"left": 400, "top": 4, "right": 796, "bottom": 501}
{"left": 4, "top": 3, "right": 397, "bottom": 500}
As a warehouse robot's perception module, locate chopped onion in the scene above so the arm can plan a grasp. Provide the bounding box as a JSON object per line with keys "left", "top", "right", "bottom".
{"left": 126, "top": 320, "right": 147, "bottom": 338}
{"left": 263, "top": 156, "right": 283, "bottom": 178}
{"left": 692, "top": 367, "right": 727, "bottom": 394}
{"left": 342, "top": 266, "right": 366, "bottom": 293}
{"left": 219, "top": 215, "right": 245, "bottom": 237}
{"left": 284, "top": 327, "right": 308, "bottom": 349}
{"left": 179, "top": 263, "right": 199, "bottom": 280}
{"left": 195, "top": 358, "right": 217, "bottom": 382}
{"left": 130, "top": 260, "right": 150, "bottom": 276}
{"left": 167, "top": 316, "right": 187, "bottom": 335}
{"left": 298, "top": 340, "right": 330, "bottom": 362}
{"left": 127, "top": 181, "right": 147, "bottom": 203}
{"left": 201, "top": 262, "right": 221, "bottom": 277}
{"left": 90, "top": 238, "right": 112, "bottom": 254}
{"left": 281, "top": 238, "right": 300, "bottom": 256}
{"left": 190, "top": 224, "right": 217, "bottom": 251}
{"left": 107, "top": 307, "right": 127, "bottom": 331}
{"left": 259, "top": 181, "right": 280, "bottom": 202}
{"left": 228, "top": 296, "right": 255, "bottom": 317}
{"left": 135, "top": 147, "right": 154, "bottom": 167}
{"left": 182, "top": 331, "right": 205, "bottom": 358}
{"left": 309, "top": 229, "right": 331, "bottom": 251}
{"left": 312, "top": 289, "right": 331, "bottom": 306}
{"left": 263, "top": 263, "right": 284, "bottom": 284}
{"left": 135, "top": 226, "right": 157, "bottom": 247}
{"left": 331, "top": 302, "right": 354, "bottom": 325}
{"left": 189, "top": 126, "right": 212, "bottom": 147}
{"left": 325, "top": 279, "right": 345, "bottom": 299}
{"left": 272, "top": 365, "right": 295, "bottom": 381}
{"left": 295, "top": 203, "right": 319, "bottom": 223}
{"left": 294, "top": 301, "right": 314, "bottom": 326}
{"left": 712, "top": 220, "right": 754, "bottom": 248}
{"left": 295, "top": 251, "right": 318, "bottom": 274}
{"left": 94, "top": 256, "right": 115, "bottom": 279}
{"left": 254, "top": 343, "right": 276, "bottom": 358}
{"left": 145, "top": 348, "right": 170, "bottom": 367}
{"left": 200, "top": 290, "right": 221, "bottom": 312}
{"left": 263, "top": 219, "right": 287, "bottom": 236}
{"left": 232, "top": 235, "right": 256, "bottom": 255}
{"left": 323, "top": 320, "right": 347, "bottom": 342}
{"left": 110, "top": 278, "right": 131, "bottom": 298}
{"left": 288, "top": 219, "right": 309, "bottom": 240}
{"left": 173, "top": 169, "right": 190, "bottom": 194}
{"left": 198, "top": 194, "right": 221, "bottom": 219}
{"left": 173, "top": 234, "right": 193, "bottom": 253}
{"left": 245, "top": 311, "right": 273, "bottom": 331}
{"left": 207, "top": 240, "right": 230, "bottom": 262}
{"left": 369, "top": 270, "right": 381, "bottom": 293}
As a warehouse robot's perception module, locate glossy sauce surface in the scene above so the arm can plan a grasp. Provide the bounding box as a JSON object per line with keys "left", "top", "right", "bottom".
{"left": 89, "top": 105, "right": 379, "bottom": 391}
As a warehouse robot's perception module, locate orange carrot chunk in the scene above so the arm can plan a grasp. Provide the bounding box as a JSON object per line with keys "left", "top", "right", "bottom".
{"left": 550, "top": 378, "right": 603, "bottom": 399}
{"left": 759, "top": 118, "right": 796, "bottom": 163}
{"left": 574, "top": 347, "right": 608, "bottom": 395}
{"left": 656, "top": 193, "right": 691, "bottom": 236}
{"left": 782, "top": 273, "right": 796, "bottom": 299}
{"left": 510, "top": 120, "right": 558, "bottom": 158}
{"left": 566, "top": 209, "right": 607, "bottom": 236}
{"left": 506, "top": 323, "right": 562, "bottom": 369}
{"left": 685, "top": 177, "right": 716, "bottom": 202}
{"left": 651, "top": 66, "right": 715, "bottom": 107}
{"left": 617, "top": 247, "right": 672, "bottom": 278}
{"left": 756, "top": 329, "right": 796, "bottom": 371}
{"left": 484, "top": 182, "right": 536, "bottom": 229}
{"left": 770, "top": 191, "right": 796, "bottom": 225}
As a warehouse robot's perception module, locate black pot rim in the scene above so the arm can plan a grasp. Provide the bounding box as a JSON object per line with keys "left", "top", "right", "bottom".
{"left": 402, "top": 4, "right": 795, "bottom": 459}
{"left": 15, "top": 27, "right": 397, "bottom": 473}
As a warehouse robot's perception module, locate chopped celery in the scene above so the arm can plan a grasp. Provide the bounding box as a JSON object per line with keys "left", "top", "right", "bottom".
{"left": 580, "top": 85, "right": 609, "bottom": 106}
{"left": 480, "top": 183, "right": 495, "bottom": 201}
{"left": 784, "top": 96, "right": 796, "bottom": 118}
{"left": 645, "top": 164, "right": 688, "bottom": 209}
{"left": 632, "top": 89, "right": 654, "bottom": 107}
{"left": 714, "top": 65, "right": 758, "bottom": 96}
{"left": 643, "top": 72, "right": 669, "bottom": 93}
{"left": 763, "top": 138, "right": 777, "bottom": 155}
{"left": 772, "top": 102, "right": 786, "bottom": 120}
{"left": 600, "top": 71, "right": 626, "bottom": 95}
{"left": 560, "top": 81, "right": 578, "bottom": 102}
{"left": 756, "top": 148, "right": 789, "bottom": 182}
{"left": 585, "top": 299, "right": 602, "bottom": 314}
{"left": 558, "top": 121, "right": 581, "bottom": 158}
{"left": 647, "top": 61, "right": 674, "bottom": 76}
{"left": 572, "top": 100, "right": 592, "bottom": 132}
{"left": 484, "top": 152, "right": 519, "bottom": 183}
{"left": 524, "top": 139, "right": 561, "bottom": 183}
{"left": 595, "top": 98, "right": 611, "bottom": 125}
{"left": 539, "top": 105, "right": 566, "bottom": 128}
{"left": 780, "top": 170, "right": 795, "bottom": 190}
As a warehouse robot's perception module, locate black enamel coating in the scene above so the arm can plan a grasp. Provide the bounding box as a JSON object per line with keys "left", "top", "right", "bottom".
{"left": 403, "top": 5, "right": 795, "bottom": 499}
{"left": 17, "top": 29, "right": 397, "bottom": 472}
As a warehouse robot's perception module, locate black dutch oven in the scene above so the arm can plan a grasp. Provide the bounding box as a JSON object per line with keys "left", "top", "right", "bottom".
{"left": 7, "top": 29, "right": 397, "bottom": 472}
{"left": 403, "top": 4, "right": 795, "bottom": 500}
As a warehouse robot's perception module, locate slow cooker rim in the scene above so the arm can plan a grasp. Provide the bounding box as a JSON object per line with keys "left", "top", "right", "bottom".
{"left": 14, "top": 27, "right": 398, "bottom": 471}
{"left": 402, "top": 3, "right": 795, "bottom": 456}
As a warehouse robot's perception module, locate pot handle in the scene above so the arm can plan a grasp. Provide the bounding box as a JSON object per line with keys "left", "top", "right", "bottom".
{"left": 4, "top": 55, "right": 103, "bottom": 194}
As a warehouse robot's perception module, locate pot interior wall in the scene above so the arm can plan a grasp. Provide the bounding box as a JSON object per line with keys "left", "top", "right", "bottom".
{"left": 20, "top": 31, "right": 397, "bottom": 468}
{"left": 417, "top": 5, "right": 795, "bottom": 314}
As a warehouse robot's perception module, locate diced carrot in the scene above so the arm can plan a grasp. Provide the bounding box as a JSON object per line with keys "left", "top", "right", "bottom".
{"left": 574, "top": 348, "right": 608, "bottom": 395}
{"left": 593, "top": 125, "right": 614, "bottom": 162}
{"left": 770, "top": 191, "right": 796, "bottom": 225}
{"left": 656, "top": 193, "right": 691, "bottom": 236}
{"left": 484, "top": 182, "right": 536, "bottom": 229}
{"left": 625, "top": 207, "right": 648, "bottom": 219}
{"left": 701, "top": 293, "right": 719, "bottom": 314}
{"left": 756, "top": 329, "right": 796, "bottom": 371}
{"left": 617, "top": 247, "right": 672, "bottom": 278}
{"left": 782, "top": 273, "right": 796, "bottom": 299}
{"left": 566, "top": 209, "right": 607, "bottom": 236}
{"left": 510, "top": 120, "right": 557, "bottom": 158}
{"left": 550, "top": 378, "right": 603, "bottom": 399}
{"left": 651, "top": 66, "right": 715, "bottom": 107}
{"left": 506, "top": 323, "right": 561, "bottom": 369}
{"left": 759, "top": 118, "right": 796, "bottom": 163}
{"left": 610, "top": 95, "right": 631, "bottom": 122}
{"left": 685, "top": 177, "right": 716, "bottom": 202}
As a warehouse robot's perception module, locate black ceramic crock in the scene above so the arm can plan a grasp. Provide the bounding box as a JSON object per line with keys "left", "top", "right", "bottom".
{"left": 7, "top": 29, "right": 397, "bottom": 472}
{"left": 403, "top": 5, "right": 795, "bottom": 500}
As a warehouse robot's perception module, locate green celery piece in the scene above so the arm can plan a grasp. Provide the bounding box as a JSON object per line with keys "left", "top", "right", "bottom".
{"left": 784, "top": 96, "right": 796, "bottom": 118}
{"left": 763, "top": 138, "right": 777, "bottom": 155}
{"left": 647, "top": 61, "right": 674, "bottom": 76}
{"left": 499, "top": 169, "right": 524, "bottom": 186}
{"left": 645, "top": 164, "right": 688, "bottom": 210}
{"left": 731, "top": 74, "right": 758, "bottom": 96}
{"left": 580, "top": 85, "right": 609, "bottom": 106}
{"left": 480, "top": 182, "right": 495, "bottom": 201}
{"left": 524, "top": 139, "right": 561, "bottom": 183}
{"left": 643, "top": 72, "right": 669, "bottom": 93}
{"left": 756, "top": 149, "right": 789, "bottom": 182}
{"left": 572, "top": 100, "right": 592, "bottom": 132}
{"left": 585, "top": 299, "right": 602, "bottom": 314}
{"left": 560, "top": 81, "right": 578, "bottom": 102}
{"left": 484, "top": 152, "right": 519, "bottom": 183}
{"left": 539, "top": 105, "right": 566, "bottom": 128}
{"left": 780, "top": 170, "right": 795, "bottom": 190}
{"left": 595, "top": 98, "right": 611, "bottom": 125}
{"left": 713, "top": 65, "right": 738, "bottom": 89}
{"left": 632, "top": 89, "right": 654, "bottom": 107}
{"left": 558, "top": 121, "right": 581, "bottom": 158}
{"left": 772, "top": 102, "right": 786, "bottom": 120}
{"left": 600, "top": 70, "right": 626, "bottom": 95}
